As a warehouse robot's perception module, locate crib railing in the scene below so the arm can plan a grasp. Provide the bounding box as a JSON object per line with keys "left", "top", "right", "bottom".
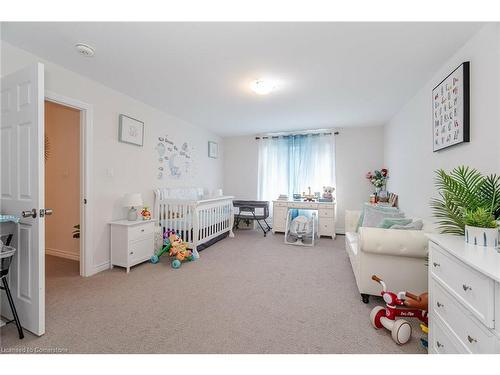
{"left": 155, "top": 195, "right": 234, "bottom": 257}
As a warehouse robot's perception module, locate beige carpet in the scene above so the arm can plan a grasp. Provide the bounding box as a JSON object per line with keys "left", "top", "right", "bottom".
{"left": 1, "top": 230, "right": 426, "bottom": 353}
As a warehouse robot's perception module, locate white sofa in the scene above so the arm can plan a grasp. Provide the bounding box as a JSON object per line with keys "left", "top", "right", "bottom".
{"left": 345, "top": 210, "right": 429, "bottom": 304}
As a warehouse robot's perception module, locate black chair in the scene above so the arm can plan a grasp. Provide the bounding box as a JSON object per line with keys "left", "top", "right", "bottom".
{"left": 233, "top": 200, "right": 272, "bottom": 237}
{"left": 0, "top": 235, "right": 24, "bottom": 339}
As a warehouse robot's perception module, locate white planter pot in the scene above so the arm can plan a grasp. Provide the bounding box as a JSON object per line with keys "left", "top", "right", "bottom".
{"left": 465, "top": 225, "right": 499, "bottom": 248}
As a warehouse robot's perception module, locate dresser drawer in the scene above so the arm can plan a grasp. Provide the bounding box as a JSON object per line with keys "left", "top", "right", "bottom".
{"left": 128, "top": 236, "right": 154, "bottom": 264}
{"left": 129, "top": 222, "right": 154, "bottom": 241}
{"left": 289, "top": 202, "right": 318, "bottom": 209}
{"left": 319, "top": 221, "right": 335, "bottom": 236}
{"left": 430, "top": 242, "right": 494, "bottom": 327}
{"left": 431, "top": 278, "right": 496, "bottom": 353}
{"left": 318, "top": 208, "right": 334, "bottom": 218}
{"left": 273, "top": 201, "right": 287, "bottom": 207}
{"left": 431, "top": 316, "right": 466, "bottom": 354}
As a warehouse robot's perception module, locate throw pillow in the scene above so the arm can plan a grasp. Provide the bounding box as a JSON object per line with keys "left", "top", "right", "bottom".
{"left": 361, "top": 204, "right": 405, "bottom": 228}
{"left": 391, "top": 220, "right": 424, "bottom": 230}
{"left": 356, "top": 203, "right": 400, "bottom": 232}
{"left": 377, "top": 218, "right": 413, "bottom": 229}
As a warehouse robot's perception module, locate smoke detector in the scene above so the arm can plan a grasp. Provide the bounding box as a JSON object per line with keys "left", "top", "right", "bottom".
{"left": 75, "top": 43, "right": 95, "bottom": 57}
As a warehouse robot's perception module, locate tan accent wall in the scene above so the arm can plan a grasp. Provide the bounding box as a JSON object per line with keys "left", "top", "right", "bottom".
{"left": 45, "top": 101, "right": 80, "bottom": 260}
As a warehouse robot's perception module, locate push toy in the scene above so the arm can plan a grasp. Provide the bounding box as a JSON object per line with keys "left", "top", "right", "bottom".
{"left": 150, "top": 229, "right": 176, "bottom": 264}
{"left": 369, "top": 275, "right": 428, "bottom": 345}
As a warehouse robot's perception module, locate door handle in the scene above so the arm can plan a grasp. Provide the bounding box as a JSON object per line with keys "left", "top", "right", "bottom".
{"left": 40, "top": 208, "right": 53, "bottom": 217}
{"left": 21, "top": 209, "right": 37, "bottom": 218}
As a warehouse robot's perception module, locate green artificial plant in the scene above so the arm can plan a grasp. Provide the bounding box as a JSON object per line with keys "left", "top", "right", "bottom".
{"left": 430, "top": 166, "right": 500, "bottom": 235}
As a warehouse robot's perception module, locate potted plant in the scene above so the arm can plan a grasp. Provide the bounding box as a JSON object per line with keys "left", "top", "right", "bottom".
{"left": 463, "top": 208, "right": 499, "bottom": 247}
{"left": 431, "top": 166, "right": 500, "bottom": 248}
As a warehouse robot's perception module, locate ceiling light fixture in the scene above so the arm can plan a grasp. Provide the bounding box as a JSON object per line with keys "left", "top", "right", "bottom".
{"left": 75, "top": 43, "right": 95, "bottom": 57}
{"left": 250, "top": 78, "right": 278, "bottom": 95}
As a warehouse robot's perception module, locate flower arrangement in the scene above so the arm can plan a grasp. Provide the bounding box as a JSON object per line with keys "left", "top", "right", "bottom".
{"left": 366, "top": 168, "right": 389, "bottom": 190}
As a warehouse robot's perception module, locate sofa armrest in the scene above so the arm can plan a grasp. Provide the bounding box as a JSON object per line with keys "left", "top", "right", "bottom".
{"left": 345, "top": 210, "right": 361, "bottom": 233}
{"left": 358, "top": 227, "right": 428, "bottom": 259}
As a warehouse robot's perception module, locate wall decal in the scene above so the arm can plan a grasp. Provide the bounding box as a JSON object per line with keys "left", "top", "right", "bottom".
{"left": 156, "top": 135, "right": 194, "bottom": 179}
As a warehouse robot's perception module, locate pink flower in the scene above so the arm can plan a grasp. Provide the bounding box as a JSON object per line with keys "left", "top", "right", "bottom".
{"left": 366, "top": 172, "right": 373, "bottom": 179}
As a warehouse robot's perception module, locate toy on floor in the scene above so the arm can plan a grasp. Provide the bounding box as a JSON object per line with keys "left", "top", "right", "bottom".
{"left": 168, "top": 232, "right": 194, "bottom": 264}
{"left": 369, "top": 275, "right": 428, "bottom": 345}
{"left": 150, "top": 229, "right": 176, "bottom": 264}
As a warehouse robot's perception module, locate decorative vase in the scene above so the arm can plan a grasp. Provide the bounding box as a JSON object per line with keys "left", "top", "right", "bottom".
{"left": 464, "top": 225, "right": 499, "bottom": 248}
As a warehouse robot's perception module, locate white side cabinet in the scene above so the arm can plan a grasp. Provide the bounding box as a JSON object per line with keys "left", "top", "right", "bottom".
{"left": 110, "top": 219, "right": 156, "bottom": 273}
{"left": 428, "top": 234, "right": 500, "bottom": 353}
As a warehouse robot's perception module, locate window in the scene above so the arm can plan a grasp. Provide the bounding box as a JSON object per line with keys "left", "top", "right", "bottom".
{"left": 257, "top": 133, "right": 335, "bottom": 202}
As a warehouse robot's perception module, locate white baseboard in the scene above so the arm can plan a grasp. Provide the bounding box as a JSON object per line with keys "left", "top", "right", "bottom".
{"left": 46, "top": 247, "right": 80, "bottom": 261}
{"left": 90, "top": 261, "right": 111, "bottom": 276}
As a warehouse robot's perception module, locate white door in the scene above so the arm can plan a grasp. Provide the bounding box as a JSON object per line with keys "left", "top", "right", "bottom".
{"left": 1, "top": 63, "right": 45, "bottom": 336}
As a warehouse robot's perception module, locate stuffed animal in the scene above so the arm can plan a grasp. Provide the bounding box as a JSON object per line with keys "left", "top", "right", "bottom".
{"left": 141, "top": 206, "right": 152, "bottom": 220}
{"left": 168, "top": 233, "right": 194, "bottom": 263}
{"left": 322, "top": 186, "right": 335, "bottom": 201}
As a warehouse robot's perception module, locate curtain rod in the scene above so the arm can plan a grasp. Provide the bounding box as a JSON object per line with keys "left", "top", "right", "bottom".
{"left": 255, "top": 131, "right": 339, "bottom": 140}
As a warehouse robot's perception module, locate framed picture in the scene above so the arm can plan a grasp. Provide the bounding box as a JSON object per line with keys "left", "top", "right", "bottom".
{"left": 208, "top": 141, "right": 218, "bottom": 159}
{"left": 432, "top": 61, "right": 470, "bottom": 152}
{"left": 119, "top": 114, "right": 144, "bottom": 147}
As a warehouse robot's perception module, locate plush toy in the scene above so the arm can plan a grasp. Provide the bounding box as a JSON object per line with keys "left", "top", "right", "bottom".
{"left": 322, "top": 186, "right": 335, "bottom": 201}
{"left": 168, "top": 233, "right": 194, "bottom": 264}
{"left": 141, "top": 207, "right": 152, "bottom": 220}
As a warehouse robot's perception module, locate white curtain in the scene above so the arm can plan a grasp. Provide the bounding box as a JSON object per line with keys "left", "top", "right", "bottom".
{"left": 257, "top": 133, "right": 336, "bottom": 202}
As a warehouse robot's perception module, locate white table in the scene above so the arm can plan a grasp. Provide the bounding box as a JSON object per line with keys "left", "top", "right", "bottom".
{"left": 272, "top": 200, "right": 336, "bottom": 239}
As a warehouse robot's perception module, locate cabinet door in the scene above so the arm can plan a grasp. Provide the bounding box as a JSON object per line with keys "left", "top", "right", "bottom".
{"left": 129, "top": 236, "right": 154, "bottom": 264}
{"left": 273, "top": 207, "right": 287, "bottom": 230}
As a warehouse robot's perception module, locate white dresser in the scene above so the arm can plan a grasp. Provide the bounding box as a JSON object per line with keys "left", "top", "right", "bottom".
{"left": 272, "top": 200, "right": 336, "bottom": 239}
{"left": 428, "top": 234, "right": 500, "bottom": 353}
{"left": 110, "top": 219, "right": 156, "bottom": 273}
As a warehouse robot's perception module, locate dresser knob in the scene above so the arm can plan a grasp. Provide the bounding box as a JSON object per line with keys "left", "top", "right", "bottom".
{"left": 467, "top": 335, "right": 477, "bottom": 344}
{"left": 141, "top": 229, "right": 145, "bottom": 232}
{"left": 436, "top": 301, "right": 444, "bottom": 308}
{"left": 436, "top": 341, "right": 443, "bottom": 348}
{"left": 130, "top": 251, "right": 134, "bottom": 255}
{"left": 462, "top": 284, "right": 472, "bottom": 292}
{"left": 433, "top": 262, "right": 440, "bottom": 267}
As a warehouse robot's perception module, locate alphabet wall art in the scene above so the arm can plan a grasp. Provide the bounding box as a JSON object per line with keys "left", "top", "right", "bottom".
{"left": 432, "top": 62, "right": 470, "bottom": 152}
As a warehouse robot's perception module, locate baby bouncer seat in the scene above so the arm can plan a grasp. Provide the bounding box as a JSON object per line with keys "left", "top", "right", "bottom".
{"left": 284, "top": 210, "right": 317, "bottom": 247}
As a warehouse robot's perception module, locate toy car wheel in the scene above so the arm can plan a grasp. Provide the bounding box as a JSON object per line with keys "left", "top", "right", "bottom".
{"left": 369, "top": 306, "right": 385, "bottom": 329}
{"left": 391, "top": 319, "right": 412, "bottom": 345}
{"left": 150, "top": 255, "right": 159, "bottom": 264}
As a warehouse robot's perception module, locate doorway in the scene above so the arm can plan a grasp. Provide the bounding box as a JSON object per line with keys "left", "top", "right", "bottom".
{"left": 44, "top": 91, "right": 92, "bottom": 277}
{"left": 44, "top": 101, "right": 81, "bottom": 276}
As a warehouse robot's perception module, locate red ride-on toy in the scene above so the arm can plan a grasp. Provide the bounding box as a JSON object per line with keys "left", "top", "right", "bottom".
{"left": 369, "top": 275, "right": 428, "bottom": 345}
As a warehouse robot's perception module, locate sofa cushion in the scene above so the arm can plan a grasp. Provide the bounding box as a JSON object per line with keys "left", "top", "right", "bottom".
{"left": 378, "top": 218, "right": 412, "bottom": 229}
{"left": 391, "top": 219, "right": 424, "bottom": 230}
{"left": 356, "top": 203, "right": 401, "bottom": 232}
{"left": 361, "top": 204, "right": 405, "bottom": 228}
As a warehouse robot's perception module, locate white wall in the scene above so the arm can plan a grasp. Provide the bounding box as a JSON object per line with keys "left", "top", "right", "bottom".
{"left": 223, "top": 136, "right": 259, "bottom": 200}
{"left": 223, "top": 126, "right": 385, "bottom": 233}
{"left": 1, "top": 41, "right": 224, "bottom": 275}
{"left": 384, "top": 24, "right": 500, "bottom": 221}
{"left": 335, "top": 126, "right": 384, "bottom": 232}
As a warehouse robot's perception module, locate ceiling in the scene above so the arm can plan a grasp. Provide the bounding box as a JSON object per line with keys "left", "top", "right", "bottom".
{"left": 1, "top": 22, "right": 484, "bottom": 136}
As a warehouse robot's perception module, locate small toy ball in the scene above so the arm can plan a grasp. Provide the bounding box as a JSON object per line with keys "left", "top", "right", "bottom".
{"left": 150, "top": 255, "right": 159, "bottom": 264}
{"left": 171, "top": 259, "right": 181, "bottom": 269}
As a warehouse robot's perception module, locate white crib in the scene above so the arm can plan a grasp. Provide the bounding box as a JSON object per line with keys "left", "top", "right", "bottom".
{"left": 154, "top": 188, "right": 234, "bottom": 258}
